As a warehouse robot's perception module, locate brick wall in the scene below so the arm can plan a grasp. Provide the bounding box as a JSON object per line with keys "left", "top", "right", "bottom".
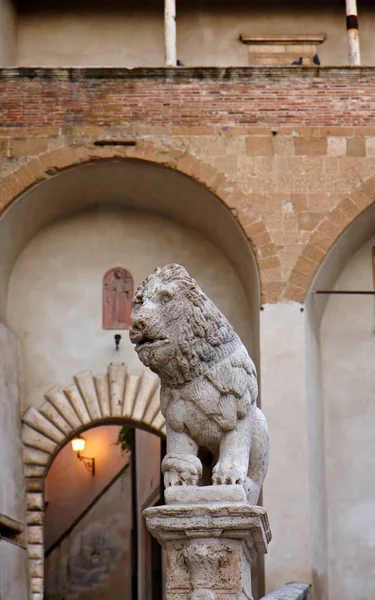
{"left": 0, "top": 67, "right": 375, "bottom": 128}
{"left": 1, "top": 67, "right": 375, "bottom": 303}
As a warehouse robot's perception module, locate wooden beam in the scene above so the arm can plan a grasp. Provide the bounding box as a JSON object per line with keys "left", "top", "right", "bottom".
{"left": 346, "top": 0, "right": 361, "bottom": 65}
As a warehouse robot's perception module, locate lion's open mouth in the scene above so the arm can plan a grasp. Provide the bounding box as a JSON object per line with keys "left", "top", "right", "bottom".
{"left": 136, "top": 335, "right": 168, "bottom": 349}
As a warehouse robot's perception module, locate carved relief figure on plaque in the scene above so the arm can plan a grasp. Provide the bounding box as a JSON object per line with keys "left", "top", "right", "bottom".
{"left": 129, "top": 264, "right": 269, "bottom": 504}
{"left": 102, "top": 267, "right": 134, "bottom": 330}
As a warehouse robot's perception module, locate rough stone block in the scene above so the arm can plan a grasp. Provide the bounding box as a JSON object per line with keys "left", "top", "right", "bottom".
{"left": 26, "top": 511, "right": 43, "bottom": 526}
{"left": 27, "top": 544, "right": 43, "bottom": 559}
{"left": 274, "top": 135, "right": 295, "bottom": 155}
{"left": 24, "top": 465, "right": 45, "bottom": 478}
{"left": 22, "top": 424, "right": 57, "bottom": 455}
{"left": 347, "top": 137, "right": 366, "bottom": 157}
{"left": 260, "top": 582, "right": 309, "bottom": 600}
{"left": 8, "top": 137, "right": 48, "bottom": 158}
{"left": 365, "top": 136, "right": 375, "bottom": 157}
{"left": 27, "top": 525, "right": 43, "bottom": 545}
{"left": 297, "top": 212, "right": 323, "bottom": 231}
{"left": 327, "top": 136, "right": 346, "bottom": 156}
{"left": 26, "top": 493, "right": 43, "bottom": 512}
{"left": 294, "top": 137, "right": 327, "bottom": 156}
{"left": 165, "top": 484, "right": 247, "bottom": 505}
{"left": 246, "top": 136, "right": 274, "bottom": 156}
{"left": 30, "top": 559, "right": 43, "bottom": 579}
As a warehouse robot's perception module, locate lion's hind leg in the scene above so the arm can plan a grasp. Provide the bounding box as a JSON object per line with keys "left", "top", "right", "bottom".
{"left": 244, "top": 407, "right": 269, "bottom": 505}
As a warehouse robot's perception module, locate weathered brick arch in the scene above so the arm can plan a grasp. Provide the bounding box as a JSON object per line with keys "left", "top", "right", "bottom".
{"left": 2, "top": 141, "right": 375, "bottom": 307}
{"left": 284, "top": 175, "right": 375, "bottom": 303}
{"left": 0, "top": 140, "right": 272, "bottom": 298}
{"left": 22, "top": 362, "right": 163, "bottom": 600}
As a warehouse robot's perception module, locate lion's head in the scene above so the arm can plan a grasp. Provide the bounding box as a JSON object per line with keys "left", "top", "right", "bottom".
{"left": 129, "top": 264, "right": 237, "bottom": 387}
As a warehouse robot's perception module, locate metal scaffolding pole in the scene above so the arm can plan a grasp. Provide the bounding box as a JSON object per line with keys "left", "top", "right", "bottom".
{"left": 346, "top": 0, "right": 361, "bottom": 65}
{"left": 164, "top": 0, "right": 176, "bottom": 66}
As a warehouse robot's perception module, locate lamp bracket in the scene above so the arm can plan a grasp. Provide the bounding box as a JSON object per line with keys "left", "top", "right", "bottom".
{"left": 77, "top": 453, "right": 96, "bottom": 476}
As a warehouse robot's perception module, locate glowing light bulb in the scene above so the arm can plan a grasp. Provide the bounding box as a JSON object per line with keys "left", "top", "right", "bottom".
{"left": 71, "top": 436, "right": 86, "bottom": 453}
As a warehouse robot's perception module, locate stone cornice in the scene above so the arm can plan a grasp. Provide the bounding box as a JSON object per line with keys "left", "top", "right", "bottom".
{"left": 0, "top": 66, "right": 375, "bottom": 81}
{"left": 239, "top": 34, "right": 326, "bottom": 45}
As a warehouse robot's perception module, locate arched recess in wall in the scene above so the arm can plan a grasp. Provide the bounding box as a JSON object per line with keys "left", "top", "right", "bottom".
{"left": 22, "top": 362, "right": 163, "bottom": 599}
{"left": 0, "top": 156, "right": 261, "bottom": 598}
{"left": 0, "top": 156, "right": 260, "bottom": 359}
{"left": 305, "top": 197, "right": 375, "bottom": 600}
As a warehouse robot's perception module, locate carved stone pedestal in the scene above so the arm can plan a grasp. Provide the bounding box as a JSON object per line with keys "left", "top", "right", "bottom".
{"left": 143, "top": 485, "right": 271, "bottom": 600}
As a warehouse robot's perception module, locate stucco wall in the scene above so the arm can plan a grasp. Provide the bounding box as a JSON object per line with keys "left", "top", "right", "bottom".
{"left": 261, "top": 304, "right": 311, "bottom": 592}
{"left": 0, "top": 324, "right": 26, "bottom": 525}
{"left": 0, "top": 0, "right": 16, "bottom": 66}
{"left": 6, "top": 206, "right": 252, "bottom": 412}
{"left": 320, "top": 235, "right": 375, "bottom": 600}
{"left": 0, "top": 539, "right": 29, "bottom": 600}
{"left": 15, "top": 2, "right": 375, "bottom": 67}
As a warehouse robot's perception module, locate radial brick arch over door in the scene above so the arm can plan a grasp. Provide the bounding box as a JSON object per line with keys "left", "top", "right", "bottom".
{"left": 21, "top": 362, "right": 164, "bottom": 600}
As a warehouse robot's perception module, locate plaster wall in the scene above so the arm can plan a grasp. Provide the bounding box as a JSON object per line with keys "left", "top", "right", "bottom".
{"left": 45, "top": 463, "right": 132, "bottom": 600}
{"left": 44, "top": 425, "right": 127, "bottom": 550}
{"left": 0, "top": 0, "right": 16, "bottom": 66}
{"left": 6, "top": 206, "right": 252, "bottom": 413}
{"left": 135, "top": 429, "right": 162, "bottom": 599}
{"left": 260, "top": 304, "right": 311, "bottom": 592}
{"left": 320, "top": 234, "right": 375, "bottom": 600}
{"left": 0, "top": 539, "right": 29, "bottom": 600}
{"left": 304, "top": 201, "right": 375, "bottom": 600}
{"left": 0, "top": 324, "right": 26, "bottom": 525}
{"left": 15, "top": 3, "right": 375, "bottom": 67}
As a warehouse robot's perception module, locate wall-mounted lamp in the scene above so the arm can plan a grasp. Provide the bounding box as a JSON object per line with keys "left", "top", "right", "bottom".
{"left": 71, "top": 435, "right": 95, "bottom": 476}
{"left": 114, "top": 334, "right": 121, "bottom": 351}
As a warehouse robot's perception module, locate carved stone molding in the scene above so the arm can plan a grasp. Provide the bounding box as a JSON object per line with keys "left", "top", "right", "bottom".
{"left": 239, "top": 34, "right": 327, "bottom": 66}
{"left": 183, "top": 542, "right": 236, "bottom": 592}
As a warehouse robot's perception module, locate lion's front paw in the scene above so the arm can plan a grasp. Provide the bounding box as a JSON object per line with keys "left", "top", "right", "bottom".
{"left": 212, "top": 459, "right": 247, "bottom": 485}
{"left": 162, "top": 453, "right": 202, "bottom": 487}
{"left": 164, "top": 469, "right": 199, "bottom": 487}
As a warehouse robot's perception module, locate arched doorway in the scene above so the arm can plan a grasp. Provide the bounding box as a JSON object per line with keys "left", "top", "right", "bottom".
{"left": 0, "top": 157, "right": 260, "bottom": 599}
{"left": 305, "top": 200, "right": 375, "bottom": 600}
{"left": 22, "top": 363, "right": 165, "bottom": 598}
{"left": 43, "top": 421, "right": 164, "bottom": 600}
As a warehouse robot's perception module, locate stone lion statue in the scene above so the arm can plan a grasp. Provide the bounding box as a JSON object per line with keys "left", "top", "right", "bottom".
{"left": 129, "top": 264, "right": 269, "bottom": 504}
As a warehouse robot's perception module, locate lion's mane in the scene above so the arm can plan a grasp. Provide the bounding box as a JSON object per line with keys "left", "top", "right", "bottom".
{"left": 132, "top": 264, "right": 240, "bottom": 385}
{"left": 131, "top": 264, "right": 257, "bottom": 421}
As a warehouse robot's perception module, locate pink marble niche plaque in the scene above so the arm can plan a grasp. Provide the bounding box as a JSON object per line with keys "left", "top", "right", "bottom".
{"left": 102, "top": 267, "right": 134, "bottom": 329}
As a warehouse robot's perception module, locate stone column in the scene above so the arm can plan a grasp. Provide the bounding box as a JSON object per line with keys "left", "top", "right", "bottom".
{"left": 346, "top": 0, "right": 361, "bottom": 65}
{"left": 164, "top": 0, "right": 176, "bottom": 66}
{"left": 144, "top": 485, "right": 271, "bottom": 600}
